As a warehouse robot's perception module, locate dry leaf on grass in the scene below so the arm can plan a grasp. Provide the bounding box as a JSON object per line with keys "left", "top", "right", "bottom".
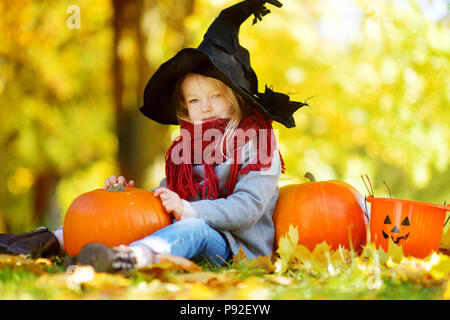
{"left": 231, "top": 247, "right": 274, "bottom": 274}
{"left": 136, "top": 253, "right": 202, "bottom": 280}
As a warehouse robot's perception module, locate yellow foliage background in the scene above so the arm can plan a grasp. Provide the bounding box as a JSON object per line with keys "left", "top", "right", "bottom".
{"left": 0, "top": 0, "right": 448, "bottom": 233}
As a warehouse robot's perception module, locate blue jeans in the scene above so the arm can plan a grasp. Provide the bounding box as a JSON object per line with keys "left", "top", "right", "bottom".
{"left": 130, "top": 218, "right": 230, "bottom": 266}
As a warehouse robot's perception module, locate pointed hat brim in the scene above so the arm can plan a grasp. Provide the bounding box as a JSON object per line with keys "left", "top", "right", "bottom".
{"left": 140, "top": 0, "right": 308, "bottom": 128}
{"left": 139, "top": 48, "right": 304, "bottom": 128}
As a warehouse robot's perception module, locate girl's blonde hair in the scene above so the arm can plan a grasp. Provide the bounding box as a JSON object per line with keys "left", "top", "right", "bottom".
{"left": 174, "top": 73, "right": 253, "bottom": 158}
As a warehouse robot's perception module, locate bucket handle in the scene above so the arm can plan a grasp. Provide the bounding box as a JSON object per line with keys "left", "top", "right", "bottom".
{"left": 361, "top": 174, "right": 374, "bottom": 198}
{"left": 363, "top": 196, "right": 370, "bottom": 223}
{"left": 445, "top": 200, "right": 449, "bottom": 228}
{"left": 362, "top": 175, "right": 450, "bottom": 228}
{"left": 361, "top": 175, "right": 373, "bottom": 223}
{"left": 361, "top": 175, "right": 394, "bottom": 199}
{"left": 383, "top": 181, "right": 392, "bottom": 198}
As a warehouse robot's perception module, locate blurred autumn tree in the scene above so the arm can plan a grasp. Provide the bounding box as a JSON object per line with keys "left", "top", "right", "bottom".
{"left": 0, "top": 0, "right": 448, "bottom": 232}
{"left": 255, "top": 0, "right": 450, "bottom": 204}
{"left": 0, "top": 0, "right": 116, "bottom": 231}
{"left": 0, "top": 0, "right": 194, "bottom": 231}
{"left": 112, "top": 0, "right": 194, "bottom": 192}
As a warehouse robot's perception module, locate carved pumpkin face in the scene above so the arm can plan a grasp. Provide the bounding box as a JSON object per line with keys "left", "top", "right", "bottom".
{"left": 381, "top": 214, "right": 411, "bottom": 245}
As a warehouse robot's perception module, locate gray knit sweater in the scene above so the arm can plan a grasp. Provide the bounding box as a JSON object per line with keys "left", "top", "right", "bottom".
{"left": 155, "top": 138, "right": 281, "bottom": 259}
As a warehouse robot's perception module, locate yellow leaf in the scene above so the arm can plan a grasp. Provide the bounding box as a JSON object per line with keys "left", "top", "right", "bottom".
{"left": 429, "top": 254, "right": 450, "bottom": 280}
{"left": 312, "top": 242, "right": 332, "bottom": 262}
{"left": 387, "top": 236, "right": 404, "bottom": 263}
{"left": 188, "top": 282, "right": 215, "bottom": 300}
{"left": 176, "top": 271, "right": 239, "bottom": 288}
{"left": 294, "top": 244, "right": 314, "bottom": 262}
{"left": 157, "top": 253, "right": 202, "bottom": 273}
{"left": 83, "top": 272, "right": 131, "bottom": 291}
{"left": 34, "top": 258, "right": 53, "bottom": 267}
{"left": 275, "top": 225, "right": 301, "bottom": 273}
{"left": 251, "top": 255, "right": 275, "bottom": 273}
{"left": 232, "top": 246, "right": 248, "bottom": 264}
{"left": 235, "top": 276, "right": 271, "bottom": 300}
{"left": 268, "top": 275, "right": 294, "bottom": 286}
{"left": 231, "top": 247, "right": 274, "bottom": 274}
{"left": 444, "top": 284, "right": 450, "bottom": 300}
{"left": 440, "top": 227, "right": 450, "bottom": 249}
{"left": 137, "top": 255, "right": 202, "bottom": 280}
{"left": 376, "top": 244, "right": 391, "bottom": 265}
{"left": 277, "top": 225, "right": 299, "bottom": 261}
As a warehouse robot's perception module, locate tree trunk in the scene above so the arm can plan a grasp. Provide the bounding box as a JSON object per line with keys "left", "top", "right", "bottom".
{"left": 112, "top": 0, "right": 195, "bottom": 188}
{"left": 32, "top": 171, "right": 60, "bottom": 229}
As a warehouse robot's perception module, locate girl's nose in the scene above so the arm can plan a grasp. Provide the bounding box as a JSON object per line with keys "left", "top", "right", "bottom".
{"left": 201, "top": 101, "right": 213, "bottom": 113}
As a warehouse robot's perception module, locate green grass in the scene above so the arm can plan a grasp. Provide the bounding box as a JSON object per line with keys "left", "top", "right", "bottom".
{"left": 0, "top": 237, "right": 448, "bottom": 300}
{"left": 0, "top": 257, "right": 446, "bottom": 300}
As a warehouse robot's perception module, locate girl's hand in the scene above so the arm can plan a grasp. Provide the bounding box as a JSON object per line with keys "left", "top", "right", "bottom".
{"left": 154, "top": 187, "right": 183, "bottom": 220}
{"left": 103, "top": 175, "right": 135, "bottom": 188}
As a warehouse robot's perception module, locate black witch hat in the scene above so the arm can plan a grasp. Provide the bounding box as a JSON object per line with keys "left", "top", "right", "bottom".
{"left": 139, "top": 0, "right": 307, "bottom": 128}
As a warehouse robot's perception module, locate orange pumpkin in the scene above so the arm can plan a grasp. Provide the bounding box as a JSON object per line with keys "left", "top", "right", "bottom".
{"left": 273, "top": 173, "right": 368, "bottom": 251}
{"left": 63, "top": 183, "right": 172, "bottom": 256}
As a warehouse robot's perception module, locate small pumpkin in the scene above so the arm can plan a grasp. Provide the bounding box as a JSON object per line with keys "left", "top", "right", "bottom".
{"left": 63, "top": 183, "right": 171, "bottom": 256}
{"left": 273, "top": 173, "right": 368, "bottom": 251}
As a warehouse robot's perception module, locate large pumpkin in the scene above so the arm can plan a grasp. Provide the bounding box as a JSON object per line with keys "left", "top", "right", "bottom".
{"left": 63, "top": 183, "right": 171, "bottom": 256}
{"left": 273, "top": 173, "right": 368, "bottom": 251}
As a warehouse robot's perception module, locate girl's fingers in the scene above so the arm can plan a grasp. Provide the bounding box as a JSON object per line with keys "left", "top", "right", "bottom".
{"left": 153, "top": 188, "right": 181, "bottom": 219}
{"left": 160, "top": 192, "right": 172, "bottom": 200}
{"left": 161, "top": 192, "right": 178, "bottom": 203}
{"left": 164, "top": 202, "right": 172, "bottom": 211}
{"left": 104, "top": 175, "right": 134, "bottom": 187}
{"left": 162, "top": 199, "right": 175, "bottom": 208}
{"left": 173, "top": 211, "right": 181, "bottom": 221}
{"left": 163, "top": 202, "right": 174, "bottom": 213}
{"left": 154, "top": 187, "right": 169, "bottom": 197}
{"left": 162, "top": 199, "right": 180, "bottom": 211}
{"left": 109, "top": 175, "right": 117, "bottom": 185}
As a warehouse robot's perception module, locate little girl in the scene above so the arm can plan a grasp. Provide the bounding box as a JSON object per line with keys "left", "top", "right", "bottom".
{"left": 0, "top": 0, "right": 307, "bottom": 272}
{"left": 74, "top": 70, "right": 284, "bottom": 272}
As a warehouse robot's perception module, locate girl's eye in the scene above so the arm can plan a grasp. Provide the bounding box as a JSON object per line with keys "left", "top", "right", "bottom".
{"left": 211, "top": 94, "right": 221, "bottom": 99}
{"left": 188, "top": 98, "right": 199, "bottom": 104}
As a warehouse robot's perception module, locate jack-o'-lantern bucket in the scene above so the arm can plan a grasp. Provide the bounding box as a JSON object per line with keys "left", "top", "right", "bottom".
{"left": 367, "top": 196, "right": 449, "bottom": 259}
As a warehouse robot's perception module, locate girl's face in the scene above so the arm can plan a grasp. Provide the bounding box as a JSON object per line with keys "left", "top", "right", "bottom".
{"left": 181, "top": 73, "right": 235, "bottom": 124}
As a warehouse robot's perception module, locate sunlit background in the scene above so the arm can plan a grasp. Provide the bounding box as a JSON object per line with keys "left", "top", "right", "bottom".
{"left": 0, "top": 0, "right": 449, "bottom": 233}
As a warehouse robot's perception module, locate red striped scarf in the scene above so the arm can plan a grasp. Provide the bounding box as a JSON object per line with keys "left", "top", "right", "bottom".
{"left": 165, "top": 109, "right": 285, "bottom": 200}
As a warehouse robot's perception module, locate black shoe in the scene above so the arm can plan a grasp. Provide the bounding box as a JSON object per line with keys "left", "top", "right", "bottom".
{"left": 75, "top": 243, "right": 137, "bottom": 273}
{"left": 0, "top": 227, "right": 60, "bottom": 258}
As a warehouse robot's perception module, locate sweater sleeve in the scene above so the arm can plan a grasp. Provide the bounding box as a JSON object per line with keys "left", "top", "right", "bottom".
{"left": 189, "top": 140, "right": 281, "bottom": 231}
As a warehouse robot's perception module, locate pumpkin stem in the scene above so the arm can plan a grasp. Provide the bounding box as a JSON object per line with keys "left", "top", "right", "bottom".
{"left": 304, "top": 172, "right": 316, "bottom": 182}
{"left": 106, "top": 183, "right": 126, "bottom": 192}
